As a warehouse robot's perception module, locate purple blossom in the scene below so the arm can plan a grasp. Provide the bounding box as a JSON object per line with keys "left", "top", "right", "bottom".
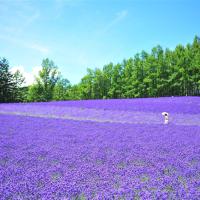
{"left": 0, "top": 97, "right": 200, "bottom": 199}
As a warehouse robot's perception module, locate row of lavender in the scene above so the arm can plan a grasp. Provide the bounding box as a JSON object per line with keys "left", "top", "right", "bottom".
{"left": 2, "top": 96, "right": 200, "bottom": 114}
{"left": 0, "top": 97, "right": 200, "bottom": 199}
{"left": 33, "top": 96, "right": 200, "bottom": 114}
{"left": 0, "top": 97, "right": 200, "bottom": 126}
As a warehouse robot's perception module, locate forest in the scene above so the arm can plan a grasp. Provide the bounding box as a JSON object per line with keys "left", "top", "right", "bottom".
{"left": 0, "top": 36, "right": 200, "bottom": 103}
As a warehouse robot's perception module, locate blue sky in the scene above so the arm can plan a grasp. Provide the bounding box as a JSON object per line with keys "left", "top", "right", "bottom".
{"left": 0, "top": 0, "right": 200, "bottom": 85}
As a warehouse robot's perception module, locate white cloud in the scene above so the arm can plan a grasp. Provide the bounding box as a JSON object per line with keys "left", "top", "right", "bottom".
{"left": 0, "top": 4, "right": 47, "bottom": 55}
{"left": 30, "top": 44, "right": 49, "bottom": 54}
{"left": 10, "top": 66, "right": 42, "bottom": 86}
{"left": 100, "top": 10, "right": 128, "bottom": 35}
{"left": 26, "top": 11, "right": 40, "bottom": 25}
{"left": 0, "top": 1, "right": 40, "bottom": 35}
{"left": 115, "top": 10, "right": 128, "bottom": 22}
{"left": 0, "top": 34, "right": 50, "bottom": 54}
{"left": 54, "top": 0, "right": 80, "bottom": 18}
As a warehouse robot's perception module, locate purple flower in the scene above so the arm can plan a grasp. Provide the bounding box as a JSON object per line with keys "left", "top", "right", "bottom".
{"left": 0, "top": 97, "right": 200, "bottom": 199}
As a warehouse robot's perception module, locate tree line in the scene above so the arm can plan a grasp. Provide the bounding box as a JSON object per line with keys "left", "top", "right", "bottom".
{"left": 0, "top": 36, "right": 200, "bottom": 103}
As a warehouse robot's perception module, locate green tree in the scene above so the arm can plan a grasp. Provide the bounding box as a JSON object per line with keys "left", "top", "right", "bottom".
{"left": 53, "top": 78, "right": 70, "bottom": 100}
{"left": 121, "top": 58, "right": 134, "bottom": 98}
{"left": 0, "top": 58, "right": 13, "bottom": 102}
{"left": 190, "top": 36, "right": 200, "bottom": 95}
{"left": 108, "top": 63, "right": 123, "bottom": 98}
{"left": 12, "top": 70, "right": 25, "bottom": 102}
{"left": 0, "top": 58, "right": 25, "bottom": 102}
{"left": 3, "top": 36, "right": 200, "bottom": 102}
{"left": 93, "top": 68, "right": 105, "bottom": 99}
{"left": 27, "top": 58, "right": 60, "bottom": 102}
{"left": 79, "top": 68, "right": 94, "bottom": 99}
{"left": 102, "top": 63, "right": 114, "bottom": 98}
{"left": 68, "top": 84, "right": 81, "bottom": 100}
{"left": 27, "top": 84, "right": 44, "bottom": 102}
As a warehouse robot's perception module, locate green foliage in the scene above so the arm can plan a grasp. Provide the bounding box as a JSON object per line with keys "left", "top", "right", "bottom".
{"left": 71, "top": 36, "right": 200, "bottom": 99}
{"left": 27, "top": 58, "right": 61, "bottom": 102}
{"left": 12, "top": 70, "right": 26, "bottom": 102}
{"left": 0, "top": 58, "right": 25, "bottom": 102}
{"left": 27, "top": 84, "right": 44, "bottom": 102}
{"left": 1, "top": 36, "right": 200, "bottom": 102}
{"left": 53, "top": 78, "right": 70, "bottom": 100}
{"left": 67, "top": 84, "right": 81, "bottom": 100}
{"left": 0, "top": 58, "right": 13, "bottom": 102}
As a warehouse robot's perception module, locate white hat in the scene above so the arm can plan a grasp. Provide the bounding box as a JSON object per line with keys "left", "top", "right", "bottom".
{"left": 162, "top": 112, "right": 169, "bottom": 116}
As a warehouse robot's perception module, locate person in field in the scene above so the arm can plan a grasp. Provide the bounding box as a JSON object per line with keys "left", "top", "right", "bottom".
{"left": 162, "top": 112, "right": 169, "bottom": 124}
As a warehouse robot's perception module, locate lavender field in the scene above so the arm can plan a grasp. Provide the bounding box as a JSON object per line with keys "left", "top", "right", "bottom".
{"left": 1, "top": 97, "right": 200, "bottom": 199}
